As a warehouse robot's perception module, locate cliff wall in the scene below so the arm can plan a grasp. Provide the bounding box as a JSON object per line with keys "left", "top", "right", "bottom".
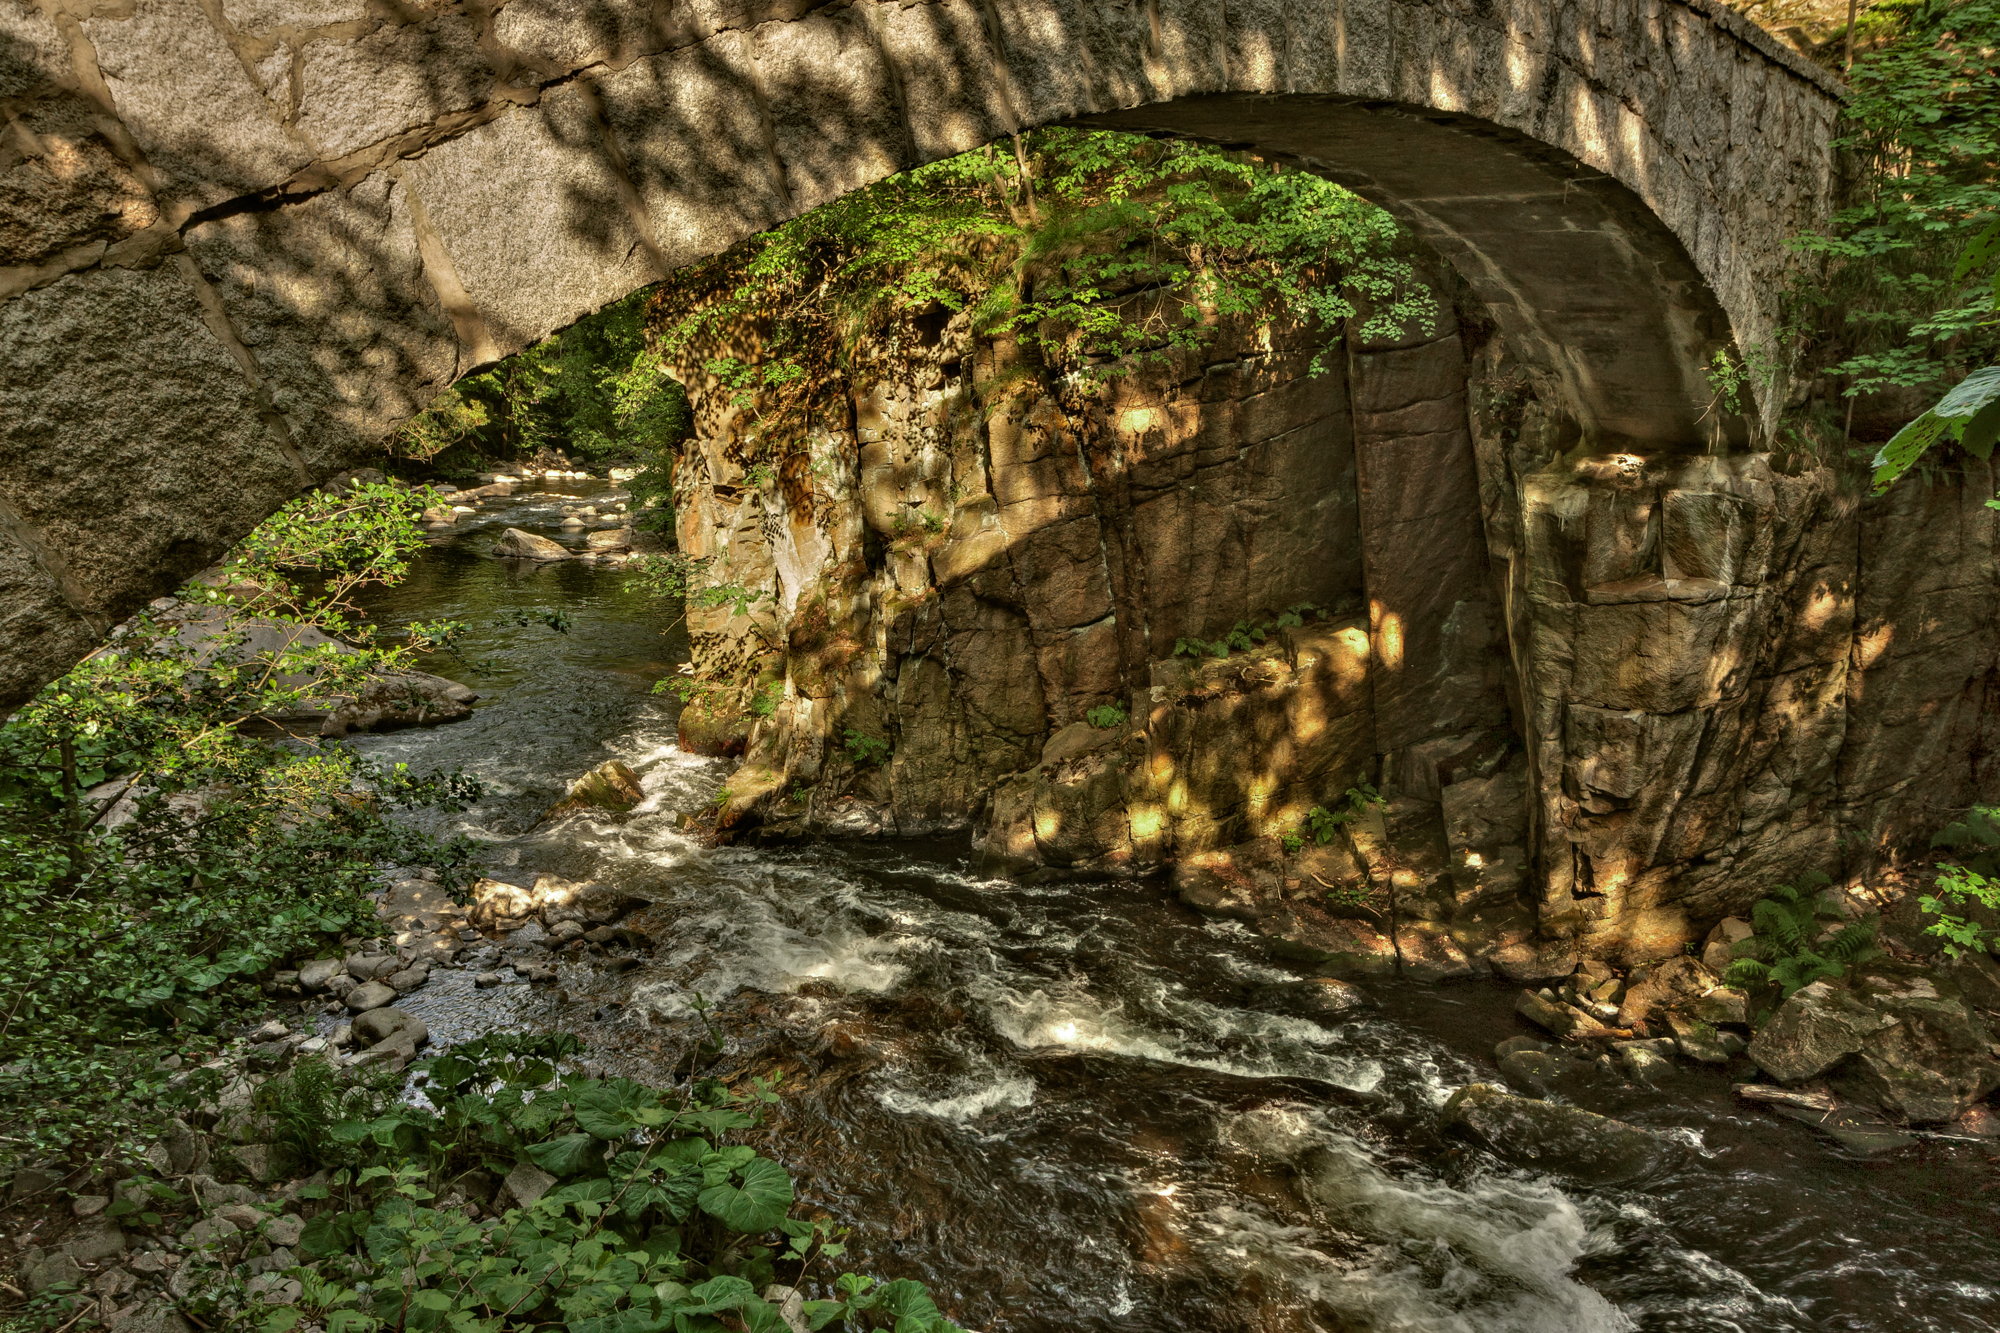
{"left": 668, "top": 293, "right": 2000, "bottom": 966}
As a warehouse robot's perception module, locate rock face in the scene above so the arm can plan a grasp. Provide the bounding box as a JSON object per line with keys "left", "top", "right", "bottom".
{"left": 1748, "top": 980, "right": 1902, "bottom": 1084}
{"left": 0, "top": 0, "right": 1838, "bottom": 723}
{"left": 671, "top": 264, "right": 2000, "bottom": 966}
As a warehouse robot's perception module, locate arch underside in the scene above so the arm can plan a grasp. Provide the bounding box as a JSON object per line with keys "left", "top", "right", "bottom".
{"left": 1080, "top": 95, "right": 1741, "bottom": 451}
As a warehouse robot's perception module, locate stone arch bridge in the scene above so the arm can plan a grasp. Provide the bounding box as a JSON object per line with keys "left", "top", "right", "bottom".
{"left": 0, "top": 0, "right": 1839, "bottom": 708}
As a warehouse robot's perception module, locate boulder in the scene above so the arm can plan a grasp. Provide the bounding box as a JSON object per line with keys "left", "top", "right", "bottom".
{"left": 1942, "top": 950, "right": 2000, "bottom": 1012}
{"left": 343, "top": 980, "right": 396, "bottom": 1013}
{"left": 1616, "top": 955, "right": 1718, "bottom": 1027}
{"left": 319, "top": 671, "right": 477, "bottom": 736}
{"left": 1665, "top": 1011, "right": 1730, "bottom": 1064}
{"left": 494, "top": 528, "right": 572, "bottom": 560}
{"left": 226, "top": 1144, "right": 280, "bottom": 1184}
{"left": 63, "top": 1222, "right": 124, "bottom": 1262}
{"left": 1747, "top": 980, "right": 1899, "bottom": 1083}
{"left": 344, "top": 952, "right": 397, "bottom": 980}
{"left": 180, "top": 1215, "right": 240, "bottom": 1249}
{"left": 1681, "top": 987, "right": 1750, "bottom": 1027}
{"left": 351, "top": 1007, "right": 428, "bottom": 1049}
{"left": 1487, "top": 938, "right": 1580, "bottom": 984}
{"left": 1515, "top": 989, "right": 1616, "bottom": 1041}
{"left": 1246, "top": 977, "right": 1373, "bottom": 1022}
{"left": 1497, "top": 1048, "right": 1567, "bottom": 1095}
{"left": 1621, "top": 1044, "right": 1676, "bottom": 1083}
{"left": 1440, "top": 1083, "right": 1667, "bottom": 1183}
{"left": 556, "top": 759, "right": 645, "bottom": 813}
{"left": 1833, "top": 991, "right": 2000, "bottom": 1123}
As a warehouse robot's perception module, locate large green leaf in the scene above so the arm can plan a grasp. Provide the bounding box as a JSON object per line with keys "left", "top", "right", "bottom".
{"left": 573, "top": 1078, "right": 673, "bottom": 1139}
{"left": 1934, "top": 365, "right": 2000, "bottom": 419}
{"left": 696, "top": 1156, "right": 794, "bottom": 1233}
{"left": 523, "top": 1132, "right": 599, "bottom": 1177}
{"left": 297, "top": 1209, "right": 369, "bottom": 1257}
{"left": 1872, "top": 365, "right": 2000, "bottom": 489}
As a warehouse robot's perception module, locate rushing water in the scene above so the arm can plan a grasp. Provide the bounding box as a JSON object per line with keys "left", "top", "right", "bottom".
{"left": 351, "top": 480, "right": 2000, "bottom": 1333}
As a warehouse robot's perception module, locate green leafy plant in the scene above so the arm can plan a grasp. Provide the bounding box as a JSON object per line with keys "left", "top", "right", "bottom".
{"left": 1724, "top": 873, "right": 1884, "bottom": 999}
{"left": 1085, "top": 704, "right": 1127, "bottom": 729}
{"left": 1305, "top": 784, "right": 1385, "bottom": 845}
{"left": 748, "top": 683, "right": 783, "bottom": 719}
{"left": 208, "top": 1037, "right": 966, "bottom": 1333}
{"left": 843, "top": 730, "right": 893, "bottom": 768}
{"left": 1920, "top": 861, "right": 2000, "bottom": 959}
{"left": 1931, "top": 805, "right": 2000, "bottom": 875}
{"left": 1173, "top": 604, "right": 1323, "bottom": 659}
{"left": 0, "top": 483, "right": 481, "bottom": 1160}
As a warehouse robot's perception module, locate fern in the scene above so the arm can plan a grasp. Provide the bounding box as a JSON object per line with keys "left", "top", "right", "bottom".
{"left": 1728, "top": 873, "right": 1880, "bottom": 1001}
{"left": 1932, "top": 806, "right": 2000, "bottom": 876}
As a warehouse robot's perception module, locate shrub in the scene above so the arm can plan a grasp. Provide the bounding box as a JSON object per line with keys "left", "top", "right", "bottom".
{"left": 1084, "top": 704, "right": 1127, "bottom": 729}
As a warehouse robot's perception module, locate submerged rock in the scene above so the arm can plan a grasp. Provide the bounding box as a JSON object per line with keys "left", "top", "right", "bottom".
{"left": 1245, "top": 977, "right": 1372, "bottom": 1021}
{"left": 1441, "top": 1083, "right": 1666, "bottom": 1183}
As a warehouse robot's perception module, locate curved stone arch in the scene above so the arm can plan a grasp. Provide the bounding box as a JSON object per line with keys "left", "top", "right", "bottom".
{"left": 0, "top": 0, "right": 1839, "bottom": 705}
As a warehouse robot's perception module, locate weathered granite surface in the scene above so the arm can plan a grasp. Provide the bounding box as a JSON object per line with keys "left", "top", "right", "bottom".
{"left": 1, "top": 0, "right": 1840, "bottom": 707}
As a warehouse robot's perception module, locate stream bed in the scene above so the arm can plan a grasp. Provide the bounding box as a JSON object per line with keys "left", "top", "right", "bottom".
{"left": 349, "top": 480, "right": 2000, "bottom": 1333}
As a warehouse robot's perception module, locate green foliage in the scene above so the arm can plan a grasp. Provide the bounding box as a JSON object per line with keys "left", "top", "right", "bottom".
{"left": 647, "top": 131, "right": 1433, "bottom": 470}
{"left": 1084, "top": 704, "right": 1127, "bottom": 730}
{"left": 193, "top": 1038, "right": 964, "bottom": 1333}
{"left": 748, "top": 684, "right": 782, "bottom": 720}
{"left": 842, "top": 731, "right": 892, "bottom": 768}
{"left": 1173, "top": 603, "right": 1323, "bottom": 659}
{"left": 1724, "top": 873, "right": 1884, "bottom": 999}
{"left": 1787, "top": 0, "right": 2000, "bottom": 462}
{"left": 1305, "top": 784, "right": 1385, "bottom": 845}
{"left": 388, "top": 291, "right": 692, "bottom": 485}
{"left": 1931, "top": 804, "right": 2000, "bottom": 874}
{"left": 0, "top": 483, "right": 481, "bottom": 1161}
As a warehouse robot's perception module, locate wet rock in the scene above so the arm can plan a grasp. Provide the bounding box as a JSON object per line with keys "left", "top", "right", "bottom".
{"left": 1665, "top": 1012, "right": 1731, "bottom": 1064}
{"left": 1748, "top": 980, "right": 1899, "bottom": 1083}
{"left": 517, "top": 960, "right": 558, "bottom": 983}
{"left": 1496, "top": 1048, "right": 1567, "bottom": 1096}
{"left": 494, "top": 528, "right": 571, "bottom": 560}
{"left": 556, "top": 759, "right": 645, "bottom": 813}
{"left": 1515, "top": 989, "right": 1616, "bottom": 1041}
{"left": 534, "top": 876, "right": 647, "bottom": 927}
{"left": 583, "top": 925, "right": 617, "bottom": 945}
{"left": 1245, "top": 978, "right": 1372, "bottom": 1021}
{"left": 344, "top": 980, "right": 396, "bottom": 1012}
{"left": 473, "top": 972, "right": 503, "bottom": 989}
{"left": 1441, "top": 1083, "right": 1666, "bottom": 1183}
{"left": 1621, "top": 1045, "right": 1676, "bottom": 1083}
{"left": 549, "top": 919, "right": 586, "bottom": 943}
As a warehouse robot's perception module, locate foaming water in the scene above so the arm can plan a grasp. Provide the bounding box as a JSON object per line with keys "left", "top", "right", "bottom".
{"left": 352, "top": 510, "right": 2000, "bottom": 1333}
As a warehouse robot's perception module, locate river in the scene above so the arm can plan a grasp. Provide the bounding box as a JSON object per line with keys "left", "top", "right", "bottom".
{"left": 349, "top": 478, "right": 2000, "bottom": 1333}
